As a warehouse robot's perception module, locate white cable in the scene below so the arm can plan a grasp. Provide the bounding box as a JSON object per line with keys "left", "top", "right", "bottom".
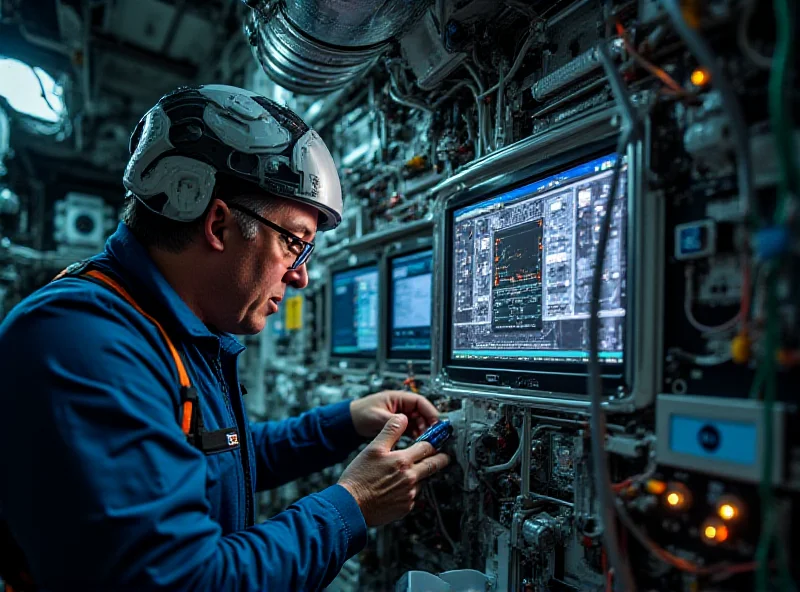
{"left": 737, "top": 0, "right": 772, "bottom": 69}
{"left": 477, "top": 30, "right": 536, "bottom": 100}
{"left": 463, "top": 63, "right": 488, "bottom": 157}
{"left": 683, "top": 266, "right": 741, "bottom": 334}
{"left": 482, "top": 428, "right": 522, "bottom": 473}
{"left": 668, "top": 347, "right": 733, "bottom": 367}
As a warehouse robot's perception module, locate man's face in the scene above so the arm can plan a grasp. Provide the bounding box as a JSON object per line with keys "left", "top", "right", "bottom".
{"left": 210, "top": 199, "right": 317, "bottom": 335}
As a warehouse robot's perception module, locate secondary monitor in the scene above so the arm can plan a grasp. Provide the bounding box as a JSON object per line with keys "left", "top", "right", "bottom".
{"left": 331, "top": 264, "right": 379, "bottom": 357}
{"left": 389, "top": 249, "right": 433, "bottom": 358}
{"left": 445, "top": 152, "right": 628, "bottom": 392}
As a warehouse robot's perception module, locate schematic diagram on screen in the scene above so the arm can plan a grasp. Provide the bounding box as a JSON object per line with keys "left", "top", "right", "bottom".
{"left": 451, "top": 155, "right": 627, "bottom": 364}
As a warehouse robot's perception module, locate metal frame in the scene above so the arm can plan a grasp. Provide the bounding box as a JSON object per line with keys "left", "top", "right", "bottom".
{"left": 430, "top": 107, "right": 662, "bottom": 412}
{"left": 655, "top": 394, "right": 786, "bottom": 485}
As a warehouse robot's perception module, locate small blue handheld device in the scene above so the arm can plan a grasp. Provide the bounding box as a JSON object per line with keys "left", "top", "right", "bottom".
{"left": 415, "top": 419, "right": 453, "bottom": 450}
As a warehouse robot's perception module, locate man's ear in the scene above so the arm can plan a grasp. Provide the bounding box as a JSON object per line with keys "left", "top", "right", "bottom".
{"left": 203, "top": 199, "right": 234, "bottom": 252}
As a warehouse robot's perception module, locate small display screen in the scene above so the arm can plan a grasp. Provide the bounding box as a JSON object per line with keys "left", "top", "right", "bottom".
{"left": 449, "top": 154, "right": 627, "bottom": 365}
{"left": 390, "top": 249, "right": 433, "bottom": 355}
{"left": 669, "top": 415, "right": 757, "bottom": 466}
{"left": 678, "top": 225, "right": 708, "bottom": 255}
{"left": 331, "top": 265, "right": 379, "bottom": 356}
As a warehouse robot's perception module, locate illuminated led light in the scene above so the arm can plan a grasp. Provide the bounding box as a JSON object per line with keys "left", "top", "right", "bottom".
{"left": 646, "top": 479, "right": 667, "bottom": 495}
{"left": 664, "top": 482, "right": 691, "bottom": 510}
{"left": 719, "top": 503, "right": 737, "bottom": 520}
{"left": 691, "top": 67, "right": 710, "bottom": 87}
{"left": 716, "top": 525, "right": 729, "bottom": 542}
{"left": 702, "top": 518, "right": 729, "bottom": 545}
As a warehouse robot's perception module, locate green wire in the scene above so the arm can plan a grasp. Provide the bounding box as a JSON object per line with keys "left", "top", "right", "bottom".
{"left": 756, "top": 0, "right": 798, "bottom": 587}
{"left": 755, "top": 270, "right": 796, "bottom": 592}
{"left": 769, "top": 0, "right": 799, "bottom": 223}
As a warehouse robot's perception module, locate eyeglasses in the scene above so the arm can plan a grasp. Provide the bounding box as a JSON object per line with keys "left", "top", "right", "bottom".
{"left": 226, "top": 202, "right": 315, "bottom": 270}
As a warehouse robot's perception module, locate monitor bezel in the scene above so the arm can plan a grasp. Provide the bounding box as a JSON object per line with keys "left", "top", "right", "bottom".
{"left": 440, "top": 140, "right": 630, "bottom": 396}
{"left": 327, "top": 258, "right": 381, "bottom": 362}
{"left": 385, "top": 240, "right": 435, "bottom": 364}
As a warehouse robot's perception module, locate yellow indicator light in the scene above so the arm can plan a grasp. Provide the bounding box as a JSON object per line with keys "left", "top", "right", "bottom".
{"left": 719, "top": 503, "right": 737, "bottom": 520}
{"left": 646, "top": 479, "right": 667, "bottom": 495}
{"left": 667, "top": 492, "right": 683, "bottom": 507}
{"left": 691, "top": 67, "right": 710, "bottom": 87}
{"left": 731, "top": 334, "right": 751, "bottom": 364}
{"left": 702, "top": 519, "right": 729, "bottom": 544}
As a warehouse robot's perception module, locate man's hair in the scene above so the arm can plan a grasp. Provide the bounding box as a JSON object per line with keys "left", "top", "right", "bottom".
{"left": 122, "top": 180, "right": 284, "bottom": 253}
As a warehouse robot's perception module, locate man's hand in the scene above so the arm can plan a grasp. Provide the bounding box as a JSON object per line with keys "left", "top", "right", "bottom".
{"left": 338, "top": 414, "right": 450, "bottom": 527}
{"left": 350, "top": 390, "right": 439, "bottom": 439}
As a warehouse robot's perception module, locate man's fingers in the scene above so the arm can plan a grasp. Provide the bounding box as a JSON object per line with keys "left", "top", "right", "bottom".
{"left": 387, "top": 391, "right": 440, "bottom": 428}
{"left": 408, "top": 396, "right": 440, "bottom": 427}
{"left": 371, "top": 414, "right": 408, "bottom": 451}
{"left": 411, "top": 415, "right": 428, "bottom": 438}
{"left": 410, "top": 452, "right": 450, "bottom": 482}
{"left": 402, "top": 440, "right": 436, "bottom": 463}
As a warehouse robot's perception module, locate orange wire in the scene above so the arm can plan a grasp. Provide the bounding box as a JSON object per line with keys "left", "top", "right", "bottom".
{"left": 616, "top": 21, "right": 692, "bottom": 97}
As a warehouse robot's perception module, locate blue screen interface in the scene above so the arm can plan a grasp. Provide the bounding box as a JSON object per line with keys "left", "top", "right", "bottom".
{"left": 332, "top": 266, "right": 379, "bottom": 355}
{"left": 390, "top": 249, "right": 433, "bottom": 354}
{"left": 451, "top": 154, "right": 627, "bottom": 364}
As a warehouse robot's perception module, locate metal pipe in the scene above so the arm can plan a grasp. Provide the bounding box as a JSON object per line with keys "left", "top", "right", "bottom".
{"left": 478, "top": 29, "right": 536, "bottom": 100}
{"left": 545, "top": 0, "right": 593, "bottom": 28}
{"left": 388, "top": 84, "right": 433, "bottom": 114}
{"left": 520, "top": 410, "right": 532, "bottom": 496}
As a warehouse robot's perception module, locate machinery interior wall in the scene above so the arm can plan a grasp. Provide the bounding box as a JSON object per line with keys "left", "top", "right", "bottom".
{"left": 0, "top": 0, "right": 797, "bottom": 590}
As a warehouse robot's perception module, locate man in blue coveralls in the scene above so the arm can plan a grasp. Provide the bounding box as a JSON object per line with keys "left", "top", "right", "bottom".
{"left": 0, "top": 85, "right": 450, "bottom": 591}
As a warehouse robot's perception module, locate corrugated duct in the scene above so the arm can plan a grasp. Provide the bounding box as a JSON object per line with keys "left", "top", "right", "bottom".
{"left": 245, "top": 0, "right": 432, "bottom": 95}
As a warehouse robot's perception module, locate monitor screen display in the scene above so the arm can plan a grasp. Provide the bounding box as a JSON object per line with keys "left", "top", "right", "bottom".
{"left": 331, "top": 265, "right": 379, "bottom": 356}
{"left": 389, "top": 249, "right": 433, "bottom": 356}
{"left": 449, "top": 154, "right": 627, "bottom": 367}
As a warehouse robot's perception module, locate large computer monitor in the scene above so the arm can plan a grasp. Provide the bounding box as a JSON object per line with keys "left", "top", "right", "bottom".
{"left": 331, "top": 264, "right": 380, "bottom": 358}
{"left": 443, "top": 152, "right": 628, "bottom": 394}
{"left": 388, "top": 248, "right": 433, "bottom": 359}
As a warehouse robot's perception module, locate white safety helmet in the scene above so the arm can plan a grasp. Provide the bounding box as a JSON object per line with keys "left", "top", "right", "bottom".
{"left": 123, "top": 84, "right": 343, "bottom": 231}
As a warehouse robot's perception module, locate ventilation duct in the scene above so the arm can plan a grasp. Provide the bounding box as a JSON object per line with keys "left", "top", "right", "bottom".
{"left": 245, "top": 0, "right": 431, "bottom": 95}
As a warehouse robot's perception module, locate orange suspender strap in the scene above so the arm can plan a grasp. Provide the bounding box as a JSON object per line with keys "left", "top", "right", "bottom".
{"left": 81, "top": 270, "right": 197, "bottom": 437}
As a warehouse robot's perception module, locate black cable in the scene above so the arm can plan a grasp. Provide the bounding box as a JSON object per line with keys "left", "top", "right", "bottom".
{"left": 588, "top": 42, "right": 640, "bottom": 592}
{"left": 587, "top": 148, "right": 634, "bottom": 592}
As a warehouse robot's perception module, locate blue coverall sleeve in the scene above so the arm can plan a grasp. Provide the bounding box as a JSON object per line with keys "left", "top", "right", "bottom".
{"left": 250, "top": 401, "right": 367, "bottom": 491}
{"left": 0, "top": 291, "right": 366, "bottom": 592}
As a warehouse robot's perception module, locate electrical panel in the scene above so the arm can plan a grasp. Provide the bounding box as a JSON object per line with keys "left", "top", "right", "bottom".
{"left": 238, "top": 0, "right": 799, "bottom": 589}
